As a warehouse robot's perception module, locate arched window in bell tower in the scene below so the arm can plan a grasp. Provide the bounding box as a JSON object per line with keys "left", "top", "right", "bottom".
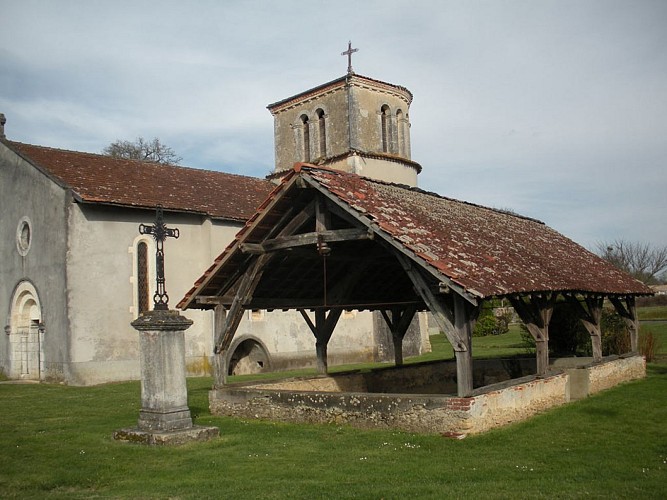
{"left": 316, "top": 108, "right": 326, "bottom": 159}
{"left": 300, "top": 114, "right": 310, "bottom": 162}
{"left": 396, "top": 109, "right": 404, "bottom": 156}
{"left": 381, "top": 105, "right": 390, "bottom": 153}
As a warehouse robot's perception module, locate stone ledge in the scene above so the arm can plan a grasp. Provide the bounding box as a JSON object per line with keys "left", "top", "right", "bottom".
{"left": 113, "top": 425, "right": 219, "bottom": 446}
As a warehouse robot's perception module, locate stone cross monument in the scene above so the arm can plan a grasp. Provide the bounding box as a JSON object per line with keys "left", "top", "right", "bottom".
{"left": 114, "top": 206, "right": 218, "bottom": 445}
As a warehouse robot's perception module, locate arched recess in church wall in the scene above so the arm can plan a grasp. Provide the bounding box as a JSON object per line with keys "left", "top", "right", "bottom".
{"left": 7, "top": 280, "right": 43, "bottom": 380}
{"left": 226, "top": 335, "right": 272, "bottom": 376}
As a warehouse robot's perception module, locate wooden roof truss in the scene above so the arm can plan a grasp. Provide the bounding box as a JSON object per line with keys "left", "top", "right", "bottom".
{"left": 189, "top": 170, "right": 644, "bottom": 397}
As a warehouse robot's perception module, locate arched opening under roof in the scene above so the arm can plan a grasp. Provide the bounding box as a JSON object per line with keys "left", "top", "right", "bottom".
{"left": 380, "top": 105, "right": 390, "bottom": 153}
{"left": 228, "top": 337, "right": 271, "bottom": 376}
{"left": 300, "top": 114, "right": 310, "bottom": 162}
{"left": 316, "top": 108, "right": 326, "bottom": 159}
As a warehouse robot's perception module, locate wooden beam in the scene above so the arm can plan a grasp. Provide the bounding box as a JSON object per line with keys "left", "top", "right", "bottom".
{"left": 298, "top": 173, "right": 481, "bottom": 305}
{"left": 240, "top": 228, "right": 372, "bottom": 254}
{"left": 315, "top": 194, "right": 330, "bottom": 233}
{"left": 196, "top": 295, "right": 234, "bottom": 306}
{"left": 213, "top": 254, "right": 269, "bottom": 354}
{"left": 509, "top": 293, "right": 556, "bottom": 377}
{"left": 380, "top": 304, "right": 417, "bottom": 366}
{"left": 394, "top": 252, "right": 480, "bottom": 397}
{"left": 394, "top": 253, "right": 463, "bottom": 350}
{"left": 609, "top": 296, "right": 639, "bottom": 353}
{"left": 565, "top": 295, "right": 603, "bottom": 361}
{"left": 278, "top": 200, "right": 316, "bottom": 237}
{"left": 249, "top": 298, "right": 422, "bottom": 311}
{"left": 299, "top": 308, "right": 343, "bottom": 374}
{"left": 453, "top": 294, "right": 479, "bottom": 397}
{"left": 212, "top": 304, "right": 228, "bottom": 387}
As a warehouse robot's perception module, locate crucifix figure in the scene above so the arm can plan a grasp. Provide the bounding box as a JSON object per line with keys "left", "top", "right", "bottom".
{"left": 139, "top": 205, "right": 180, "bottom": 311}
{"left": 341, "top": 40, "right": 358, "bottom": 74}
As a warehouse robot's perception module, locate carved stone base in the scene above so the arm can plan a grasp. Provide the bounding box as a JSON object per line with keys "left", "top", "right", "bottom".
{"left": 137, "top": 407, "right": 193, "bottom": 432}
{"left": 113, "top": 425, "right": 219, "bottom": 446}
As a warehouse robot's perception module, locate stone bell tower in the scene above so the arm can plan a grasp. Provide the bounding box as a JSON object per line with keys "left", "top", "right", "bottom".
{"left": 267, "top": 48, "right": 422, "bottom": 187}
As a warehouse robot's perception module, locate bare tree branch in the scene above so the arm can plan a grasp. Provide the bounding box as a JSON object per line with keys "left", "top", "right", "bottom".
{"left": 102, "top": 137, "right": 182, "bottom": 165}
{"left": 596, "top": 239, "right": 667, "bottom": 284}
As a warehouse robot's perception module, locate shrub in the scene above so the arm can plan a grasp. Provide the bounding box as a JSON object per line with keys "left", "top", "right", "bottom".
{"left": 639, "top": 329, "right": 661, "bottom": 362}
{"left": 473, "top": 304, "right": 511, "bottom": 337}
{"left": 474, "top": 315, "right": 499, "bottom": 337}
{"left": 519, "top": 303, "right": 631, "bottom": 357}
{"left": 600, "top": 307, "right": 630, "bottom": 355}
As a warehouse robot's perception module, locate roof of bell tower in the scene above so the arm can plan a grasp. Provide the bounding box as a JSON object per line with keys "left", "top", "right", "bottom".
{"left": 267, "top": 73, "right": 413, "bottom": 115}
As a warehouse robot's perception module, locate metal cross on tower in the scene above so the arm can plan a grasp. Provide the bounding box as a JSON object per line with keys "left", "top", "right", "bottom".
{"left": 139, "top": 205, "right": 180, "bottom": 311}
{"left": 341, "top": 41, "right": 359, "bottom": 74}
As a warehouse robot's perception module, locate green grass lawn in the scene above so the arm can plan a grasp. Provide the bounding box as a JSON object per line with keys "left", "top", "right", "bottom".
{"left": 1, "top": 308, "right": 665, "bottom": 498}
{"left": 1, "top": 364, "right": 666, "bottom": 498}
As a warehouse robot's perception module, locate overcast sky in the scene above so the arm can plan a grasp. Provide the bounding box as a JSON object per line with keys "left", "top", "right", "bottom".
{"left": 2, "top": 0, "right": 666, "bottom": 250}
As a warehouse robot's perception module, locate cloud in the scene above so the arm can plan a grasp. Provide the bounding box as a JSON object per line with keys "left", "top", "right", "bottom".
{"left": 2, "top": 0, "right": 666, "bottom": 249}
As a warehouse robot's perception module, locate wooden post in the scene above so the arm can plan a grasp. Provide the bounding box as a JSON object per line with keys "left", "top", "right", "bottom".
{"left": 380, "top": 305, "right": 417, "bottom": 366}
{"left": 565, "top": 295, "right": 603, "bottom": 362}
{"left": 213, "top": 254, "right": 269, "bottom": 354}
{"left": 509, "top": 294, "right": 555, "bottom": 377}
{"left": 394, "top": 252, "right": 479, "bottom": 396}
{"left": 213, "top": 304, "right": 228, "bottom": 387}
{"left": 453, "top": 294, "right": 477, "bottom": 397}
{"left": 610, "top": 296, "right": 639, "bottom": 353}
{"left": 315, "top": 309, "right": 328, "bottom": 374}
{"left": 315, "top": 341, "right": 328, "bottom": 374}
{"left": 299, "top": 308, "right": 343, "bottom": 375}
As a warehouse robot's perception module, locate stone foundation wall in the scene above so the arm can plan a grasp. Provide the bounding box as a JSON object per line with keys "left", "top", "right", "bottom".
{"left": 588, "top": 354, "right": 645, "bottom": 394}
{"left": 209, "top": 355, "right": 645, "bottom": 436}
{"left": 464, "top": 373, "right": 569, "bottom": 434}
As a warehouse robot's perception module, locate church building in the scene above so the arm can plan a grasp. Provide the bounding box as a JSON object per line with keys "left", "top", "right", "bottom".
{"left": 0, "top": 64, "right": 432, "bottom": 385}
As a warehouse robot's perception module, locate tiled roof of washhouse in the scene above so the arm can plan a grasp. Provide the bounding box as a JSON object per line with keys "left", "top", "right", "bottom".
{"left": 179, "top": 165, "right": 651, "bottom": 310}
{"left": 7, "top": 141, "right": 274, "bottom": 221}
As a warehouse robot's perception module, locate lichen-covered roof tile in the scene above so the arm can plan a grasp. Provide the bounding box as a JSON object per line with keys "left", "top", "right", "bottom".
{"left": 304, "top": 167, "right": 651, "bottom": 298}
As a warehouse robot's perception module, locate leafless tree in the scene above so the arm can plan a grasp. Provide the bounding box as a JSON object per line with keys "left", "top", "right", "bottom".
{"left": 596, "top": 239, "right": 667, "bottom": 284}
{"left": 102, "top": 137, "right": 182, "bottom": 165}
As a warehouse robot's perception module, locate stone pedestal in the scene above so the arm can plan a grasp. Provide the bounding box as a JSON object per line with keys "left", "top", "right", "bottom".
{"left": 113, "top": 309, "right": 219, "bottom": 445}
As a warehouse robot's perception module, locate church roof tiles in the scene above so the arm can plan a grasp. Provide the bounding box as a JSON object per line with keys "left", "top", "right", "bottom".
{"left": 7, "top": 141, "right": 274, "bottom": 221}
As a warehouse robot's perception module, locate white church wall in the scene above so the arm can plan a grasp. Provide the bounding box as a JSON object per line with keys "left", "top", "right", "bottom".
{"left": 63, "top": 205, "right": 241, "bottom": 385}
{"left": 228, "top": 309, "right": 379, "bottom": 373}
{"left": 0, "top": 143, "right": 71, "bottom": 382}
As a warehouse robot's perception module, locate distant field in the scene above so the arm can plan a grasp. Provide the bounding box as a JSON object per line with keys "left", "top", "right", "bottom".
{"left": 638, "top": 305, "right": 667, "bottom": 321}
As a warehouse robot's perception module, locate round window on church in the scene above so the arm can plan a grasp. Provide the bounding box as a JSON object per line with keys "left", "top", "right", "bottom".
{"left": 16, "top": 217, "right": 32, "bottom": 256}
